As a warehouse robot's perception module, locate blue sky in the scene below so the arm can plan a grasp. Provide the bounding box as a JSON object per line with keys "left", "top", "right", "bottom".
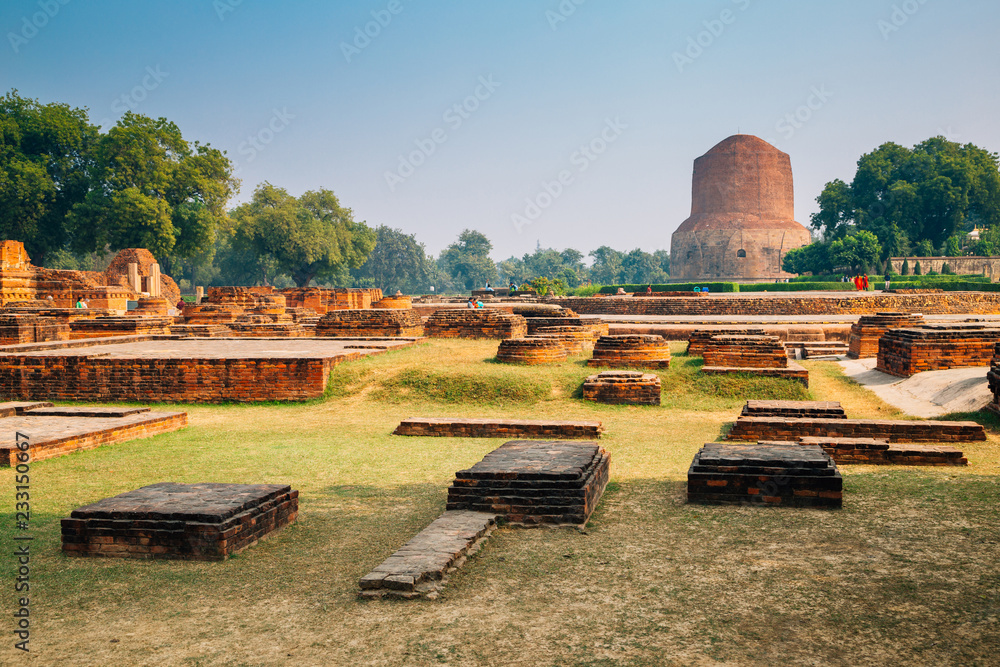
{"left": 2, "top": 0, "right": 998, "bottom": 261}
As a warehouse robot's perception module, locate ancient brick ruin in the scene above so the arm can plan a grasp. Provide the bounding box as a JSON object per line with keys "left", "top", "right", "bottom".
{"left": 587, "top": 334, "right": 671, "bottom": 369}
{"left": 316, "top": 309, "right": 423, "bottom": 337}
{"left": 533, "top": 325, "right": 595, "bottom": 354}
{"left": 0, "top": 403, "right": 187, "bottom": 465}
{"left": 727, "top": 415, "right": 985, "bottom": 443}
{"left": 741, "top": 399, "right": 847, "bottom": 419}
{"left": 424, "top": 309, "right": 528, "bottom": 339}
{"left": 496, "top": 337, "right": 569, "bottom": 364}
{"left": 875, "top": 323, "right": 1000, "bottom": 377}
{"left": 446, "top": 440, "right": 611, "bottom": 525}
{"left": 62, "top": 483, "right": 298, "bottom": 560}
{"left": 700, "top": 334, "right": 808, "bottom": 385}
{"left": 687, "top": 442, "right": 842, "bottom": 507}
{"left": 393, "top": 417, "right": 603, "bottom": 439}
{"left": 0, "top": 313, "right": 69, "bottom": 344}
{"left": 582, "top": 371, "right": 661, "bottom": 405}
{"left": 670, "top": 135, "right": 812, "bottom": 281}
{"left": 846, "top": 312, "right": 925, "bottom": 359}
{"left": 687, "top": 328, "right": 767, "bottom": 356}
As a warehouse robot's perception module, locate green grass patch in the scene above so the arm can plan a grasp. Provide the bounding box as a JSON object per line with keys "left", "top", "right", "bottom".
{"left": 372, "top": 367, "right": 551, "bottom": 404}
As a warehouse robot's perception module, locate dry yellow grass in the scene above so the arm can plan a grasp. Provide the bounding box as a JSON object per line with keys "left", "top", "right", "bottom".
{"left": 1, "top": 340, "right": 998, "bottom": 666}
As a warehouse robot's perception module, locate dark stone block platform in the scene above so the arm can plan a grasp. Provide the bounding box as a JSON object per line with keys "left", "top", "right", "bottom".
{"left": 446, "top": 440, "right": 611, "bottom": 525}
{"left": 687, "top": 442, "right": 842, "bottom": 508}
{"left": 61, "top": 482, "right": 298, "bottom": 560}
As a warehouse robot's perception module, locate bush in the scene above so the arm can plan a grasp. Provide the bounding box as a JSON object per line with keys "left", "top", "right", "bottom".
{"left": 570, "top": 284, "right": 603, "bottom": 297}
{"left": 738, "top": 282, "right": 855, "bottom": 292}
{"left": 942, "top": 262, "right": 954, "bottom": 274}
{"left": 902, "top": 259, "right": 910, "bottom": 275}
{"left": 598, "top": 282, "right": 738, "bottom": 294}
{"left": 914, "top": 261, "right": 922, "bottom": 275}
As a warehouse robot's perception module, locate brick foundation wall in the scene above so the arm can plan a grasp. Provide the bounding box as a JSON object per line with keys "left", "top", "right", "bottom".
{"left": 0, "top": 355, "right": 346, "bottom": 403}
{"left": 69, "top": 317, "right": 173, "bottom": 340}
{"left": 552, "top": 293, "right": 1000, "bottom": 316}
{"left": 702, "top": 335, "right": 787, "bottom": 369}
{"left": 316, "top": 309, "right": 423, "bottom": 337}
{"left": 846, "top": 312, "right": 926, "bottom": 359}
{"left": 727, "top": 416, "right": 986, "bottom": 442}
{"left": 582, "top": 371, "right": 661, "bottom": 405}
{"left": 0, "top": 314, "right": 69, "bottom": 345}
{"left": 875, "top": 324, "right": 1000, "bottom": 377}
{"left": 393, "top": 417, "right": 603, "bottom": 439}
{"left": 425, "top": 309, "right": 527, "bottom": 339}
{"left": 587, "top": 334, "right": 671, "bottom": 369}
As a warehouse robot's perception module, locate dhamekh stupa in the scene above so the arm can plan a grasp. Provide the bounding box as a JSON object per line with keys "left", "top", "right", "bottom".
{"left": 670, "top": 134, "right": 812, "bottom": 281}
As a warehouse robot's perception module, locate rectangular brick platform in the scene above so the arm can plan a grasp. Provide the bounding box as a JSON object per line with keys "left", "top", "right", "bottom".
{"left": 727, "top": 416, "right": 986, "bottom": 443}
{"left": 424, "top": 309, "right": 527, "bottom": 339}
{"left": 741, "top": 400, "right": 846, "bottom": 419}
{"left": 876, "top": 323, "right": 1000, "bottom": 377}
{"left": 359, "top": 510, "right": 499, "bottom": 599}
{"left": 687, "top": 442, "right": 842, "bottom": 507}
{"left": 702, "top": 335, "right": 789, "bottom": 368}
{"left": 846, "top": 312, "right": 925, "bottom": 359}
{"left": 794, "top": 437, "right": 968, "bottom": 465}
{"left": 446, "top": 440, "right": 611, "bottom": 525}
{"left": 0, "top": 404, "right": 188, "bottom": 465}
{"left": 0, "top": 337, "right": 418, "bottom": 403}
{"left": 62, "top": 483, "right": 297, "bottom": 560}
{"left": 0, "top": 314, "right": 69, "bottom": 345}
{"left": 69, "top": 317, "right": 173, "bottom": 339}
{"left": 393, "top": 417, "right": 603, "bottom": 439}
{"left": 686, "top": 328, "right": 766, "bottom": 356}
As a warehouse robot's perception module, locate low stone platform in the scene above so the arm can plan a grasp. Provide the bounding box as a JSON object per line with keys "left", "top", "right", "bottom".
{"left": 794, "top": 437, "right": 968, "bottom": 465}
{"left": 741, "top": 400, "right": 846, "bottom": 419}
{"left": 727, "top": 416, "right": 986, "bottom": 443}
{"left": 687, "top": 328, "right": 766, "bottom": 356}
{"left": 687, "top": 442, "right": 842, "bottom": 507}
{"left": 496, "top": 337, "right": 568, "bottom": 364}
{"left": 425, "top": 309, "right": 527, "bottom": 339}
{"left": 582, "top": 371, "right": 661, "bottom": 405}
{"left": 316, "top": 309, "right": 423, "bottom": 337}
{"left": 61, "top": 482, "right": 298, "bottom": 560}
{"left": 701, "top": 362, "right": 809, "bottom": 387}
{"left": 393, "top": 418, "right": 603, "bottom": 439}
{"left": 876, "top": 323, "right": 1000, "bottom": 377}
{"left": 0, "top": 403, "right": 187, "bottom": 465}
{"left": 533, "top": 326, "right": 595, "bottom": 354}
{"left": 227, "top": 321, "right": 307, "bottom": 337}
{"left": 847, "top": 312, "right": 925, "bottom": 359}
{"left": 169, "top": 324, "right": 232, "bottom": 337}
{"left": 446, "top": 440, "right": 611, "bottom": 525}
{"left": 587, "top": 334, "right": 670, "bottom": 369}
{"left": 702, "top": 334, "right": 788, "bottom": 369}
{"left": 359, "top": 510, "right": 499, "bottom": 599}
{"left": 0, "top": 338, "right": 419, "bottom": 403}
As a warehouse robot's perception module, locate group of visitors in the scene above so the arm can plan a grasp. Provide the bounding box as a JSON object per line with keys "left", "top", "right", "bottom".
{"left": 851, "top": 275, "right": 870, "bottom": 291}
{"left": 466, "top": 297, "right": 484, "bottom": 309}
{"left": 74, "top": 297, "right": 89, "bottom": 308}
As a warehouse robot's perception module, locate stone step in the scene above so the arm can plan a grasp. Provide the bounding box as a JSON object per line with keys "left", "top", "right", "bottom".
{"left": 359, "top": 510, "right": 499, "bottom": 599}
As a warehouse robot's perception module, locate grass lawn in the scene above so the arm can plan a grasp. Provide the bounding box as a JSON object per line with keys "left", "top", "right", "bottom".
{"left": 2, "top": 340, "right": 999, "bottom": 666}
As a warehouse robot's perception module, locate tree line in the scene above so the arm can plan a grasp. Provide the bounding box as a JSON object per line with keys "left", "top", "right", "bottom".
{"left": 783, "top": 136, "right": 1000, "bottom": 275}
{"left": 0, "top": 91, "right": 670, "bottom": 294}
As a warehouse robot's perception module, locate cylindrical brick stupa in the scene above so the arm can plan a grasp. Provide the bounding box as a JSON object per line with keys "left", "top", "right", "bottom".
{"left": 670, "top": 135, "right": 812, "bottom": 281}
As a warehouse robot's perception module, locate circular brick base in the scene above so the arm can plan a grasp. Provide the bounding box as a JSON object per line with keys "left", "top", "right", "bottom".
{"left": 496, "top": 337, "right": 569, "bottom": 364}
{"left": 587, "top": 334, "right": 671, "bottom": 369}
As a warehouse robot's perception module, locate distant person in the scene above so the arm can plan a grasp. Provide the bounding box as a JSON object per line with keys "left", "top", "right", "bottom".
{"left": 466, "top": 297, "right": 476, "bottom": 309}
{"left": 75, "top": 298, "right": 86, "bottom": 308}
{"left": 646, "top": 285, "right": 652, "bottom": 295}
{"left": 862, "top": 274, "right": 869, "bottom": 290}
{"left": 884, "top": 270, "right": 891, "bottom": 291}
{"left": 475, "top": 299, "right": 484, "bottom": 308}
{"left": 485, "top": 282, "right": 494, "bottom": 292}
{"left": 509, "top": 281, "right": 517, "bottom": 291}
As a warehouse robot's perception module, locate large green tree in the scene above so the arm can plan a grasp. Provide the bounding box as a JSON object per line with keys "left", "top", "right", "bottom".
{"left": 67, "top": 112, "right": 236, "bottom": 267}
{"left": 352, "top": 225, "right": 434, "bottom": 294}
{"left": 0, "top": 91, "right": 98, "bottom": 265}
{"left": 231, "top": 183, "right": 375, "bottom": 287}
{"left": 438, "top": 229, "right": 497, "bottom": 291}
{"left": 811, "top": 136, "right": 1000, "bottom": 252}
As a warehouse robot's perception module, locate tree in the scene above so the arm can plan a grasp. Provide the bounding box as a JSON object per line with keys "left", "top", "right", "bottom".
{"left": 438, "top": 229, "right": 497, "bottom": 291}
{"left": 915, "top": 239, "right": 935, "bottom": 257}
{"left": 352, "top": 225, "right": 433, "bottom": 294}
{"left": 67, "top": 112, "right": 236, "bottom": 266}
{"left": 901, "top": 258, "right": 910, "bottom": 275}
{"left": 811, "top": 137, "right": 1000, "bottom": 254}
{"left": 0, "top": 90, "right": 98, "bottom": 265}
{"left": 588, "top": 246, "right": 625, "bottom": 284}
{"left": 621, "top": 249, "right": 669, "bottom": 284}
{"left": 781, "top": 242, "right": 832, "bottom": 275}
{"left": 231, "top": 183, "right": 375, "bottom": 287}
{"left": 829, "top": 231, "right": 882, "bottom": 273}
